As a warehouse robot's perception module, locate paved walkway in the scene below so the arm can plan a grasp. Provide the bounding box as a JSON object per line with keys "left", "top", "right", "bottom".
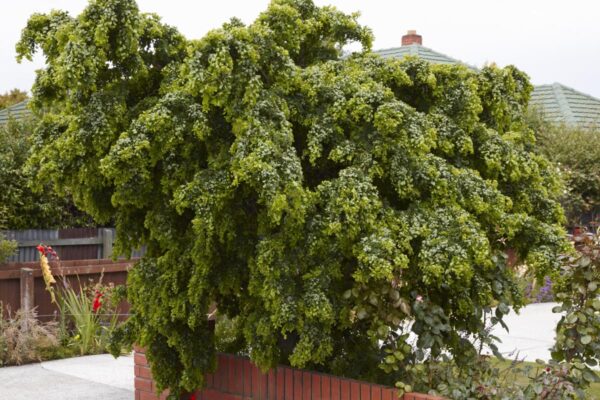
{"left": 0, "top": 354, "right": 133, "bottom": 400}
{"left": 490, "top": 302, "right": 562, "bottom": 361}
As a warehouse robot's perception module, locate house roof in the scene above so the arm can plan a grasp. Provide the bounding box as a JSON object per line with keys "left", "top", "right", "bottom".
{"left": 529, "top": 83, "right": 600, "bottom": 127}
{"left": 0, "top": 99, "right": 31, "bottom": 125}
{"left": 372, "top": 43, "right": 477, "bottom": 70}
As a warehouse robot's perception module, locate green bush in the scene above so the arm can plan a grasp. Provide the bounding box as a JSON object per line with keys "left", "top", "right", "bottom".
{"left": 530, "top": 111, "right": 600, "bottom": 227}
{"left": 551, "top": 231, "right": 600, "bottom": 389}
{"left": 0, "top": 114, "right": 92, "bottom": 229}
{"left": 37, "top": 245, "right": 123, "bottom": 356}
{"left": 58, "top": 282, "right": 120, "bottom": 356}
{"left": 0, "top": 308, "right": 60, "bottom": 366}
{"left": 0, "top": 233, "right": 16, "bottom": 263}
{"left": 0, "top": 89, "right": 27, "bottom": 110}
{"left": 19, "top": 0, "right": 568, "bottom": 396}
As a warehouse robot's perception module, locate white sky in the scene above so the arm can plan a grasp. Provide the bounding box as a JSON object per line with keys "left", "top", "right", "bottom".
{"left": 1, "top": 0, "right": 599, "bottom": 98}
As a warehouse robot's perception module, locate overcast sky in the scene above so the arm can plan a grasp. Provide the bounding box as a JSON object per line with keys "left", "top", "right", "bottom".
{"left": 2, "top": 0, "right": 599, "bottom": 98}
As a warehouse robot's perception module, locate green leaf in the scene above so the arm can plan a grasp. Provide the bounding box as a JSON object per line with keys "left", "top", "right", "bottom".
{"left": 581, "top": 335, "right": 592, "bottom": 345}
{"left": 551, "top": 306, "right": 562, "bottom": 313}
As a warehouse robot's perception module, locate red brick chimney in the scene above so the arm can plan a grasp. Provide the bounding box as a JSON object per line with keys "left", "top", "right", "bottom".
{"left": 401, "top": 30, "right": 422, "bottom": 46}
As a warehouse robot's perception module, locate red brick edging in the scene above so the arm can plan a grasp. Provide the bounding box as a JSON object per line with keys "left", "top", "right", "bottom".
{"left": 134, "top": 347, "right": 443, "bottom": 400}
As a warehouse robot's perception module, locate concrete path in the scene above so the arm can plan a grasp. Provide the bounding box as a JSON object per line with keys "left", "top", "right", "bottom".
{"left": 490, "top": 302, "right": 562, "bottom": 362}
{"left": 0, "top": 354, "right": 133, "bottom": 400}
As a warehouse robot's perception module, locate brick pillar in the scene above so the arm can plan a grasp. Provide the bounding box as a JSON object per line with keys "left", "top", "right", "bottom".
{"left": 134, "top": 346, "right": 170, "bottom": 400}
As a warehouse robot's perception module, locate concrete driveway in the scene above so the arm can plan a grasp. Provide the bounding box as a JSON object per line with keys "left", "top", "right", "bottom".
{"left": 490, "top": 302, "right": 562, "bottom": 362}
{"left": 0, "top": 353, "right": 133, "bottom": 400}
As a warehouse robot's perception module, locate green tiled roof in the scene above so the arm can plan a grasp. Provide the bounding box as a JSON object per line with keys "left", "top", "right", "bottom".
{"left": 0, "top": 99, "right": 31, "bottom": 125}
{"left": 372, "top": 43, "right": 477, "bottom": 70}
{"left": 530, "top": 83, "right": 600, "bottom": 127}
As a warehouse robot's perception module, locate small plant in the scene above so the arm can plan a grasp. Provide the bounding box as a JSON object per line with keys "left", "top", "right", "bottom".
{"left": 0, "top": 233, "right": 16, "bottom": 263}
{"left": 0, "top": 212, "right": 16, "bottom": 263}
{"left": 523, "top": 275, "right": 555, "bottom": 303}
{"left": 0, "top": 307, "right": 60, "bottom": 366}
{"left": 36, "top": 244, "right": 123, "bottom": 356}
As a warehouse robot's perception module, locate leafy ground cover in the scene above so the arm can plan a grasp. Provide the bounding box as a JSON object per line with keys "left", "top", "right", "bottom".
{"left": 493, "top": 359, "right": 600, "bottom": 399}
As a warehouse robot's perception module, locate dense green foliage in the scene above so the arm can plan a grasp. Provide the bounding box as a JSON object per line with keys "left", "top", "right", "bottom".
{"left": 19, "top": 0, "right": 568, "bottom": 396}
{"left": 530, "top": 112, "right": 600, "bottom": 227}
{"left": 0, "top": 89, "right": 27, "bottom": 110}
{"left": 0, "top": 116, "right": 92, "bottom": 229}
{"left": 552, "top": 232, "right": 600, "bottom": 388}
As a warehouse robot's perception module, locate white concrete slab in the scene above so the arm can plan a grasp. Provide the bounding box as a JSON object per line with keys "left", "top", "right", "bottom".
{"left": 0, "top": 362, "right": 132, "bottom": 400}
{"left": 490, "top": 302, "right": 562, "bottom": 362}
{"left": 41, "top": 353, "right": 134, "bottom": 391}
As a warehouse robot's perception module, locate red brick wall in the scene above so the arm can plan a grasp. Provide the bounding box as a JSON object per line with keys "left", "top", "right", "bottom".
{"left": 134, "top": 348, "right": 443, "bottom": 400}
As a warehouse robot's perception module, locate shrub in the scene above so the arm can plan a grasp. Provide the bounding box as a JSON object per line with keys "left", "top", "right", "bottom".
{"left": 530, "top": 111, "right": 600, "bottom": 228}
{"left": 0, "top": 89, "right": 27, "bottom": 110}
{"left": 0, "top": 233, "right": 16, "bottom": 263}
{"left": 551, "top": 230, "right": 600, "bottom": 389}
{"left": 0, "top": 308, "right": 60, "bottom": 366}
{"left": 0, "top": 112, "right": 92, "bottom": 229}
{"left": 58, "top": 282, "right": 120, "bottom": 355}
{"left": 37, "top": 245, "right": 122, "bottom": 356}
{"left": 19, "top": 0, "right": 568, "bottom": 396}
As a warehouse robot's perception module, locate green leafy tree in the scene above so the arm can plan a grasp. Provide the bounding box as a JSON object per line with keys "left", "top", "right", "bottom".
{"left": 0, "top": 115, "right": 92, "bottom": 229}
{"left": 530, "top": 111, "right": 600, "bottom": 227}
{"left": 18, "top": 0, "right": 568, "bottom": 396}
{"left": 0, "top": 89, "right": 28, "bottom": 110}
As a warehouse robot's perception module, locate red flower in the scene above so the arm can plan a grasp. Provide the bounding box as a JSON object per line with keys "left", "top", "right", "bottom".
{"left": 189, "top": 394, "right": 197, "bottom": 400}
{"left": 36, "top": 244, "right": 46, "bottom": 256}
{"left": 93, "top": 291, "right": 104, "bottom": 312}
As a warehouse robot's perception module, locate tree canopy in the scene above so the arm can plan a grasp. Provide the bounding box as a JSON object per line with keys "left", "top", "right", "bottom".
{"left": 19, "top": 0, "right": 568, "bottom": 396}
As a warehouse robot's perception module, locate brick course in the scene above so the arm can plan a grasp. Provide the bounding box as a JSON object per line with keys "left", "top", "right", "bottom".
{"left": 134, "top": 348, "right": 444, "bottom": 400}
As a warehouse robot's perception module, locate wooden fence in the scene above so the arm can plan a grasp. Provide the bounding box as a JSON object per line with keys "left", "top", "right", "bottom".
{"left": 2, "top": 227, "right": 146, "bottom": 263}
{"left": 0, "top": 258, "right": 133, "bottom": 319}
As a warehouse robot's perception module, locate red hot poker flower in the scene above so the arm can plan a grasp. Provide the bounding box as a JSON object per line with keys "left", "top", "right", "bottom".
{"left": 93, "top": 291, "right": 104, "bottom": 312}
{"left": 36, "top": 244, "right": 46, "bottom": 256}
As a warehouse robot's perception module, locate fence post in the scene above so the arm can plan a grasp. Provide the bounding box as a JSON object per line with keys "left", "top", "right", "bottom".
{"left": 102, "top": 229, "right": 114, "bottom": 259}
{"left": 20, "top": 268, "right": 34, "bottom": 331}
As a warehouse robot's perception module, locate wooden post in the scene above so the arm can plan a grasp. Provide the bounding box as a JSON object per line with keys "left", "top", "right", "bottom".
{"left": 102, "top": 228, "right": 114, "bottom": 259}
{"left": 20, "top": 268, "right": 34, "bottom": 331}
